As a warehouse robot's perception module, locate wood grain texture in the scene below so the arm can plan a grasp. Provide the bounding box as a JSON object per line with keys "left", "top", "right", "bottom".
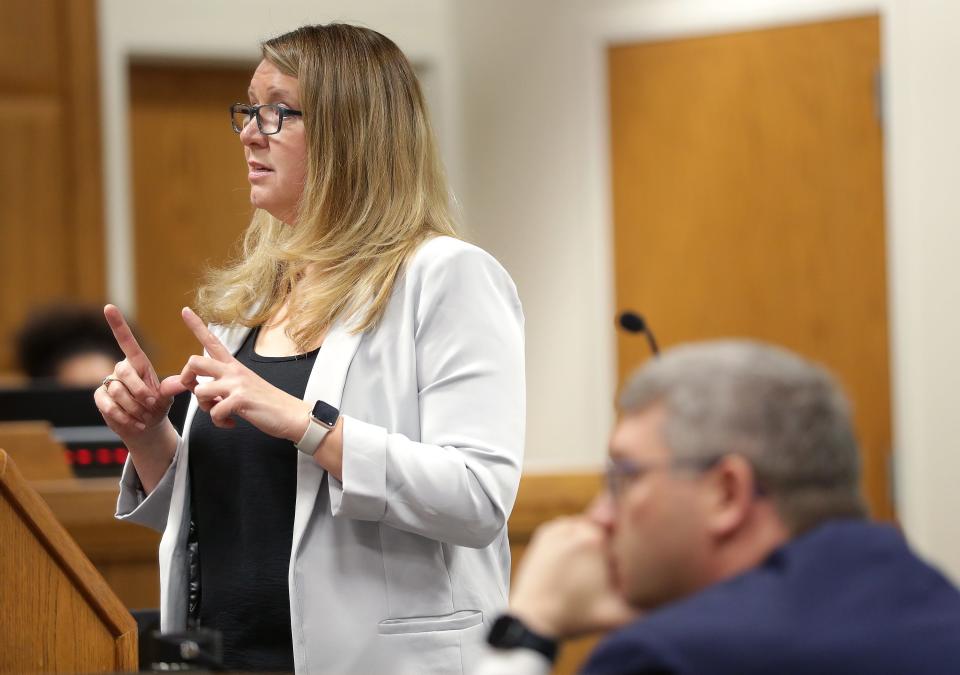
{"left": 0, "top": 421, "right": 159, "bottom": 609}
{"left": 58, "top": 0, "right": 106, "bottom": 303}
{"left": 130, "top": 62, "right": 255, "bottom": 376}
{"left": 34, "top": 477, "right": 162, "bottom": 609}
{"left": 0, "top": 450, "right": 137, "bottom": 672}
{"left": 0, "top": 0, "right": 105, "bottom": 372}
{"left": 0, "top": 102, "right": 70, "bottom": 369}
{"left": 0, "top": 421, "right": 72, "bottom": 481}
{"left": 609, "top": 16, "right": 893, "bottom": 519}
{"left": 0, "top": 1, "right": 60, "bottom": 94}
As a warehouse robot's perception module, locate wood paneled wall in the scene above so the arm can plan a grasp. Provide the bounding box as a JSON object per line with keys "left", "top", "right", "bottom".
{"left": 0, "top": 0, "right": 105, "bottom": 371}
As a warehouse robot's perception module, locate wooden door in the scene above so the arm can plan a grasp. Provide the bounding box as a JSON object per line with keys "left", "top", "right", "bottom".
{"left": 609, "top": 16, "right": 892, "bottom": 518}
{"left": 0, "top": 0, "right": 104, "bottom": 372}
{"left": 129, "top": 63, "right": 254, "bottom": 376}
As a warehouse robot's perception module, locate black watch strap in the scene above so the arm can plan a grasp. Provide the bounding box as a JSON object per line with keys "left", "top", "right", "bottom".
{"left": 487, "top": 614, "right": 559, "bottom": 663}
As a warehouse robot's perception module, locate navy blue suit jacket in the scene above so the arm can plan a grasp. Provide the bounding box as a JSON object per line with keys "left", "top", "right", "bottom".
{"left": 582, "top": 520, "right": 960, "bottom": 674}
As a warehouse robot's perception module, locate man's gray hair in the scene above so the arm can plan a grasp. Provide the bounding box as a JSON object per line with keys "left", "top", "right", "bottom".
{"left": 619, "top": 340, "right": 867, "bottom": 533}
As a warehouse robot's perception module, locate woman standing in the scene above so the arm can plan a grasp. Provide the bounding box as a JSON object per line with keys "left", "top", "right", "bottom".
{"left": 98, "top": 24, "right": 524, "bottom": 673}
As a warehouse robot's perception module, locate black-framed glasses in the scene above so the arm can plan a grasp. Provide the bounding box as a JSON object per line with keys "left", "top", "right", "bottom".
{"left": 604, "top": 456, "right": 720, "bottom": 501}
{"left": 230, "top": 103, "right": 303, "bottom": 135}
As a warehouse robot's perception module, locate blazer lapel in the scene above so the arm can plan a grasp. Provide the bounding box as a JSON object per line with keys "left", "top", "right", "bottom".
{"left": 291, "top": 319, "right": 365, "bottom": 555}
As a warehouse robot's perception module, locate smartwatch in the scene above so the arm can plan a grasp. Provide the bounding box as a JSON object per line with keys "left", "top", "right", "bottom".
{"left": 295, "top": 400, "right": 340, "bottom": 456}
{"left": 487, "top": 614, "right": 559, "bottom": 664}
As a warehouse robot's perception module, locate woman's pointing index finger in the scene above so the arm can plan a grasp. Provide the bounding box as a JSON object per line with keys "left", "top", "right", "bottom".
{"left": 181, "top": 306, "right": 233, "bottom": 362}
{"left": 103, "top": 304, "right": 151, "bottom": 371}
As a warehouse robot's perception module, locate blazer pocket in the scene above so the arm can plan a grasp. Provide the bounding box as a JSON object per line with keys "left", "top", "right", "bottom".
{"left": 377, "top": 609, "right": 483, "bottom": 635}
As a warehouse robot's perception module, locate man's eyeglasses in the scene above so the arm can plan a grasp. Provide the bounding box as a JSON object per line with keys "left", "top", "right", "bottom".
{"left": 604, "top": 456, "right": 720, "bottom": 501}
{"left": 230, "top": 103, "right": 303, "bottom": 135}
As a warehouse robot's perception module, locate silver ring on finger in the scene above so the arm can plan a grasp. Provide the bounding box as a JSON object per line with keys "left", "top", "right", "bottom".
{"left": 101, "top": 375, "right": 124, "bottom": 392}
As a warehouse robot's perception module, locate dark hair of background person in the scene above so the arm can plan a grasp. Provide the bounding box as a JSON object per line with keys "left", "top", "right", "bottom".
{"left": 14, "top": 303, "right": 126, "bottom": 380}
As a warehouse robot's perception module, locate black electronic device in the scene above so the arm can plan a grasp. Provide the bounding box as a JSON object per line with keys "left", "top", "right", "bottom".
{"left": 487, "top": 614, "right": 558, "bottom": 663}
{"left": 140, "top": 626, "right": 224, "bottom": 672}
{"left": 618, "top": 310, "right": 660, "bottom": 356}
{"left": 0, "top": 382, "right": 190, "bottom": 478}
{"left": 311, "top": 399, "right": 340, "bottom": 427}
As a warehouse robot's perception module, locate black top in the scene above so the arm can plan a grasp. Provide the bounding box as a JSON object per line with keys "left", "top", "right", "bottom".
{"left": 188, "top": 327, "right": 319, "bottom": 672}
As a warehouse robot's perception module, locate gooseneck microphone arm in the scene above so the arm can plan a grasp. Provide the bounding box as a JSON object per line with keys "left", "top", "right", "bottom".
{"left": 618, "top": 311, "right": 660, "bottom": 356}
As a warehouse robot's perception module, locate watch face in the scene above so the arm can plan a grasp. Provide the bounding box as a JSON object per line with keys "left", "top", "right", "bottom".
{"left": 312, "top": 400, "right": 340, "bottom": 426}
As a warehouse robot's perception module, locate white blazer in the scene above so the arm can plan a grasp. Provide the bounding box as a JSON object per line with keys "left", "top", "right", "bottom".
{"left": 116, "top": 236, "right": 525, "bottom": 674}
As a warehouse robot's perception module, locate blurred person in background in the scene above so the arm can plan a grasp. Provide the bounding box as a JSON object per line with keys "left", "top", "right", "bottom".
{"left": 479, "top": 340, "right": 960, "bottom": 675}
{"left": 15, "top": 303, "right": 126, "bottom": 387}
{"left": 97, "top": 23, "right": 524, "bottom": 674}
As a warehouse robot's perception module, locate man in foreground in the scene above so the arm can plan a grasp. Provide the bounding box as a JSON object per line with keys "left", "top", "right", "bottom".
{"left": 482, "top": 340, "right": 960, "bottom": 674}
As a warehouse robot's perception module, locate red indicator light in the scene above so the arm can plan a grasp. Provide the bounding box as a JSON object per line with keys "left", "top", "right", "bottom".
{"left": 96, "top": 448, "right": 112, "bottom": 464}
{"left": 114, "top": 447, "right": 128, "bottom": 464}
{"left": 76, "top": 448, "right": 93, "bottom": 465}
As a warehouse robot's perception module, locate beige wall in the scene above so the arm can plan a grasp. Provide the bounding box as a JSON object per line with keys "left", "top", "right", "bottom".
{"left": 456, "top": 0, "right": 617, "bottom": 473}
{"left": 883, "top": 0, "right": 960, "bottom": 581}
{"left": 97, "top": 0, "right": 960, "bottom": 581}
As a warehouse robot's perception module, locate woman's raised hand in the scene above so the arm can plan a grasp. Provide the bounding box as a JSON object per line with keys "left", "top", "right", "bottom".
{"left": 94, "top": 304, "right": 175, "bottom": 440}
{"left": 161, "top": 307, "right": 312, "bottom": 443}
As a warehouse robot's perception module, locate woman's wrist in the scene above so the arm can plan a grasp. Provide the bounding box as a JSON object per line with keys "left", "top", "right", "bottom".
{"left": 125, "top": 419, "right": 179, "bottom": 493}
{"left": 286, "top": 397, "right": 314, "bottom": 443}
{"left": 313, "top": 417, "right": 344, "bottom": 480}
{"left": 125, "top": 416, "right": 177, "bottom": 453}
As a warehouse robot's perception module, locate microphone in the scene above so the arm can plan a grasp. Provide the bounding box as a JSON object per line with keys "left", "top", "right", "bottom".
{"left": 618, "top": 311, "right": 660, "bottom": 356}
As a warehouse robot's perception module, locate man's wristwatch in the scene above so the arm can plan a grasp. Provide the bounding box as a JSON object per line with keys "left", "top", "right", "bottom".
{"left": 295, "top": 400, "right": 340, "bottom": 456}
{"left": 487, "top": 614, "right": 559, "bottom": 664}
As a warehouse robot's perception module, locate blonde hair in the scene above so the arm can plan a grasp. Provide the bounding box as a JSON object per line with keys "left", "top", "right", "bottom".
{"left": 196, "top": 24, "right": 458, "bottom": 347}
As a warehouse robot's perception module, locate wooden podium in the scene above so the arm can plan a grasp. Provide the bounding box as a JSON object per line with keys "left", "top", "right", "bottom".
{"left": 0, "top": 449, "right": 137, "bottom": 672}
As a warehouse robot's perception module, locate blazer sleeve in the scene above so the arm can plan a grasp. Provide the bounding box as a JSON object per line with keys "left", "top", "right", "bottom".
{"left": 327, "top": 243, "right": 525, "bottom": 548}
{"left": 114, "top": 434, "right": 183, "bottom": 533}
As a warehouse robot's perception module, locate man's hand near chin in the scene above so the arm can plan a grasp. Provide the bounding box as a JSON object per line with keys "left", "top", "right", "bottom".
{"left": 509, "top": 515, "right": 639, "bottom": 641}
